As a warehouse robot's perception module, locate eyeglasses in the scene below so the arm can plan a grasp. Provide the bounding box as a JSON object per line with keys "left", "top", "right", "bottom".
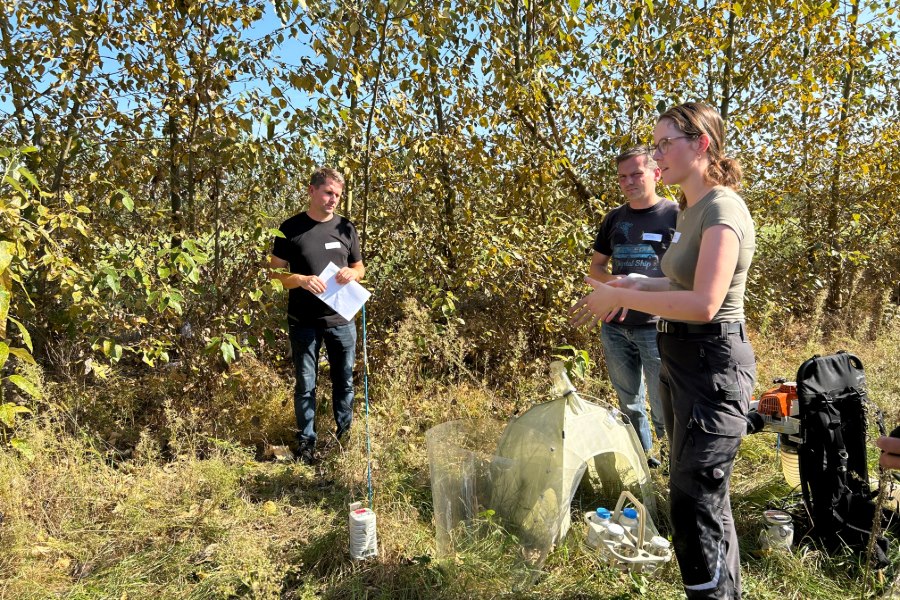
{"left": 650, "top": 135, "right": 697, "bottom": 155}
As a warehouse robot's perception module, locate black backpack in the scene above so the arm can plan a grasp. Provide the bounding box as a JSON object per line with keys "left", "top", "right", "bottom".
{"left": 795, "top": 351, "right": 893, "bottom": 567}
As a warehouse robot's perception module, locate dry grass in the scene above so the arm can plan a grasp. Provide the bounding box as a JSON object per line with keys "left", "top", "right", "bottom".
{"left": 1, "top": 319, "right": 899, "bottom": 598}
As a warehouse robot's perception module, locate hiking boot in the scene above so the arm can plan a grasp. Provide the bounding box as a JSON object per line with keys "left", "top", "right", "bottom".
{"left": 647, "top": 456, "right": 662, "bottom": 470}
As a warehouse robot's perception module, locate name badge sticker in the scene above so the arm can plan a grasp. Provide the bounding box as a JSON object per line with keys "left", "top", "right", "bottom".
{"left": 672, "top": 232, "right": 682, "bottom": 243}
{"left": 642, "top": 233, "right": 663, "bottom": 242}
{"left": 325, "top": 242, "right": 342, "bottom": 250}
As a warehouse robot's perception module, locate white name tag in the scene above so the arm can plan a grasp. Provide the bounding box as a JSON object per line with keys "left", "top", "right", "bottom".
{"left": 324, "top": 242, "right": 341, "bottom": 250}
{"left": 672, "top": 232, "right": 682, "bottom": 243}
{"left": 642, "top": 233, "right": 663, "bottom": 242}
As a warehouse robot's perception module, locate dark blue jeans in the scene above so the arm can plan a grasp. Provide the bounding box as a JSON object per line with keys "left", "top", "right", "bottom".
{"left": 289, "top": 321, "right": 357, "bottom": 446}
{"left": 600, "top": 322, "right": 666, "bottom": 452}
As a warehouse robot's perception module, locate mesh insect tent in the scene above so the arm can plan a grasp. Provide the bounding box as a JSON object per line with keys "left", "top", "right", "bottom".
{"left": 426, "top": 362, "right": 658, "bottom": 570}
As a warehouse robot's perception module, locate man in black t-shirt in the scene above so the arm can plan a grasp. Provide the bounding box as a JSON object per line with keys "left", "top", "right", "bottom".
{"left": 269, "top": 167, "right": 365, "bottom": 465}
{"left": 590, "top": 146, "right": 677, "bottom": 465}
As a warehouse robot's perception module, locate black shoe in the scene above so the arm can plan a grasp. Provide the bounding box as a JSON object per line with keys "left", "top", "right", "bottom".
{"left": 647, "top": 456, "right": 662, "bottom": 470}
{"left": 297, "top": 443, "right": 318, "bottom": 466}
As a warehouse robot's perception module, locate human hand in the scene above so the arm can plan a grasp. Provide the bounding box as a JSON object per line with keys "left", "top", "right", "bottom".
{"left": 302, "top": 275, "right": 327, "bottom": 294}
{"left": 569, "top": 277, "right": 625, "bottom": 328}
{"left": 602, "top": 277, "right": 644, "bottom": 321}
{"left": 876, "top": 435, "right": 900, "bottom": 470}
{"left": 606, "top": 273, "right": 647, "bottom": 290}
{"left": 335, "top": 268, "right": 358, "bottom": 284}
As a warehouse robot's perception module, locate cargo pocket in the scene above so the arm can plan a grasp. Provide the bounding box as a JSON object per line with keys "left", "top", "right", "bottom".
{"left": 674, "top": 403, "right": 743, "bottom": 501}
{"left": 694, "top": 377, "right": 748, "bottom": 438}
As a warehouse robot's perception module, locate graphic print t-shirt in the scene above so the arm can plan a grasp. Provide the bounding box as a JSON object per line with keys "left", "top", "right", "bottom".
{"left": 272, "top": 212, "right": 362, "bottom": 327}
{"left": 593, "top": 200, "right": 679, "bottom": 326}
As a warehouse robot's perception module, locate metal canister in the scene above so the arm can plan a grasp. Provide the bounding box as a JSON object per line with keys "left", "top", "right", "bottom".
{"left": 758, "top": 509, "right": 793, "bottom": 552}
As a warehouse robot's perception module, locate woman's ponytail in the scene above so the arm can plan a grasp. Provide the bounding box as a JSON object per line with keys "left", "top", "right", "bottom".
{"left": 706, "top": 156, "right": 742, "bottom": 190}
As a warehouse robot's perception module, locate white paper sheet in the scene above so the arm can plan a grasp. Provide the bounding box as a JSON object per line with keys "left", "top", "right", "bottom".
{"left": 315, "top": 262, "right": 372, "bottom": 321}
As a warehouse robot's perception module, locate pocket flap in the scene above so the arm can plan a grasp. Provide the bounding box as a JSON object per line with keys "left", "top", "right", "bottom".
{"left": 692, "top": 398, "right": 747, "bottom": 438}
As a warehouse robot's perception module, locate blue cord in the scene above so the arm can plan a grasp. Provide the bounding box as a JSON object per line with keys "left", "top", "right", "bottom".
{"left": 362, "top": 304, "right": 373, "bottom": 510}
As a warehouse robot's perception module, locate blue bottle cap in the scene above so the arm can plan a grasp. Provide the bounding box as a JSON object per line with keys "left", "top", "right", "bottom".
{"left": 623, "top": 507, "right": 638, "bottom": 520}
{"left": 595, "top": 507, "right": 611, "bottom": 520}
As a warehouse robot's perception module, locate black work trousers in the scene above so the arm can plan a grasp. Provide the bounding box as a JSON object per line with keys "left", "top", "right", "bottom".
{"left": 658, "top": 323, "right": 756, "bottom": 600}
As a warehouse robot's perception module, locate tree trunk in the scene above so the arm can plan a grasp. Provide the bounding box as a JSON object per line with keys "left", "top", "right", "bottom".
{"left": 823, "top": 0, "right": 859, "bottom": 322}
{"left": 0, "top": 8, "right": 34, "bottom": 145}
{"left": 719, "top": 9, "right": 737, "bottom": 123}
{"left": 168, "top": 79, "right": 183, "bottom": 248}
{"left": 360, "top": 4, "right": 391, "bottom": 252}
{"left": 429, "top": 67, "right": 456, "bottom": 272}
{"left": 50, "top": 1, "right": 106, "bottom": 194}
{"left": 342, "top": 4, "right": 363, "bottom": 219}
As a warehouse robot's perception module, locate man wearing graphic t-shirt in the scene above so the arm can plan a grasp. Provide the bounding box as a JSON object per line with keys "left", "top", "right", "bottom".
{"left": 269, "top": 167, "right": 365, "bottom": 465}
{"left": 590, "top": 146, "right": 678, "bottom": 465}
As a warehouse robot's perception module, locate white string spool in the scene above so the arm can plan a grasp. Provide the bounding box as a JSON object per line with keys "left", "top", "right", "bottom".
{"left": 348, "top": 502, "right": 378, "bottom": 560}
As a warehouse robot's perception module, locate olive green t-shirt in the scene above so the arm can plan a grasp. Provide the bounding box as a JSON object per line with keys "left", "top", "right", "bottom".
{"left": 660, "top": 187, "right": 755, "bottom": 324}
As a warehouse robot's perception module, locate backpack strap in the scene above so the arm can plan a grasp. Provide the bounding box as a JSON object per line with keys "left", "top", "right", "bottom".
{"left": 813, "top": 393, "right": 854, "bottom": 528}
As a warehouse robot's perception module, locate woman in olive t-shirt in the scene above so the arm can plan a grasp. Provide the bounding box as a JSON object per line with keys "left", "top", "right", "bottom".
{"left": 571, "top": 102, "right": 755, "bottom": 600}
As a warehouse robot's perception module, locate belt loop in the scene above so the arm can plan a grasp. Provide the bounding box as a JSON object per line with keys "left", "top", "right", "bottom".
{"left": 719, "top": 322, "right": 727, "bottom": 340}
{"left": 739, "top": 322, "right": 747, "bottom": 342}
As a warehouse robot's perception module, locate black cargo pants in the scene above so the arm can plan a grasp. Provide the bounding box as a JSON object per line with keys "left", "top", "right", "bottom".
{"left": 657, "top": 321, "right": 756, "bottom": 600}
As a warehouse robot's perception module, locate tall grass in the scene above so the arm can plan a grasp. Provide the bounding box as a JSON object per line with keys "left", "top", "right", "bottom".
{"left": 1, "top": 317, "right": 900, "bottom": 598}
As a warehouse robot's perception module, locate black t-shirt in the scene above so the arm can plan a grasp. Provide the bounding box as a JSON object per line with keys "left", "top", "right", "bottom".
{"left": 593, "top": 200, "right": 679, "bottom": 326}
{"left": 272, "top": 212, "right": 363, "bottom": 327}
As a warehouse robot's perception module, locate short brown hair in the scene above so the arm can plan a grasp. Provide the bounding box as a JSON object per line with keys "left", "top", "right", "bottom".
{"left": 615, "top": 145, "right": 657, "bottom": 168}
{"left": 658, "top": 102, "right": 741, "bottom": 190}
{"left": 309, "top": 167, "right": 345, "bottom": 188}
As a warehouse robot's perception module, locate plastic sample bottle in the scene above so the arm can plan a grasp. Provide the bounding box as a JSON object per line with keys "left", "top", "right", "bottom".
{"left": 619, "top": 507, "right": 639, "bottom": 537}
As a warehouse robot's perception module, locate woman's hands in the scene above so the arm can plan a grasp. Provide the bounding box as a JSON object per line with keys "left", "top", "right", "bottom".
{"left": 569, "top": 277, "right": 633, "bottom": 327}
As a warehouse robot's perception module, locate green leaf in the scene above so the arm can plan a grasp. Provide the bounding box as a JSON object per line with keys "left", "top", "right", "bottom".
{"left": 3, "top": 175, "right": 26, "bottom": 196}
{"left": 8, "top": 375, "right": 41, "bottom": 399}
{"left": 0, "top": 342, "right": 8, "bottom": 369}
{"left": 220, "top": 341, "right": 236, "bottom": 364}
{"left": 101, "top": 339, "right": 123, "bottom": 362}
{"left": 10, "top": 438, "right": 34, "bottom": 460}
{"left": 9, "top": 347, "right": 36, "bottom": 364}
{"left": 106, "top": 272, "right": 121, "bottom": 295}
{"left": 0, "top": 403, "right": 30, "bottom": 427}
{"left": 0, "top": 241, "right": 14, "bottom": 275}
{"left": 644, "top": 0, "right": 654, "bottom": 15}
{"left": 18, "top": 167, "right": 39, "bottom": 190}
{"left": 0, "top": 289, "right": 9, "bottom": 326}
{"left": 568, "top": 0, "right": 580, "bottom": 12}
{"left": 118, "top": 189, "right": 134, "bottom": 212}
{"left": 9, "top": 317, "right": 31, "bottom": 352}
